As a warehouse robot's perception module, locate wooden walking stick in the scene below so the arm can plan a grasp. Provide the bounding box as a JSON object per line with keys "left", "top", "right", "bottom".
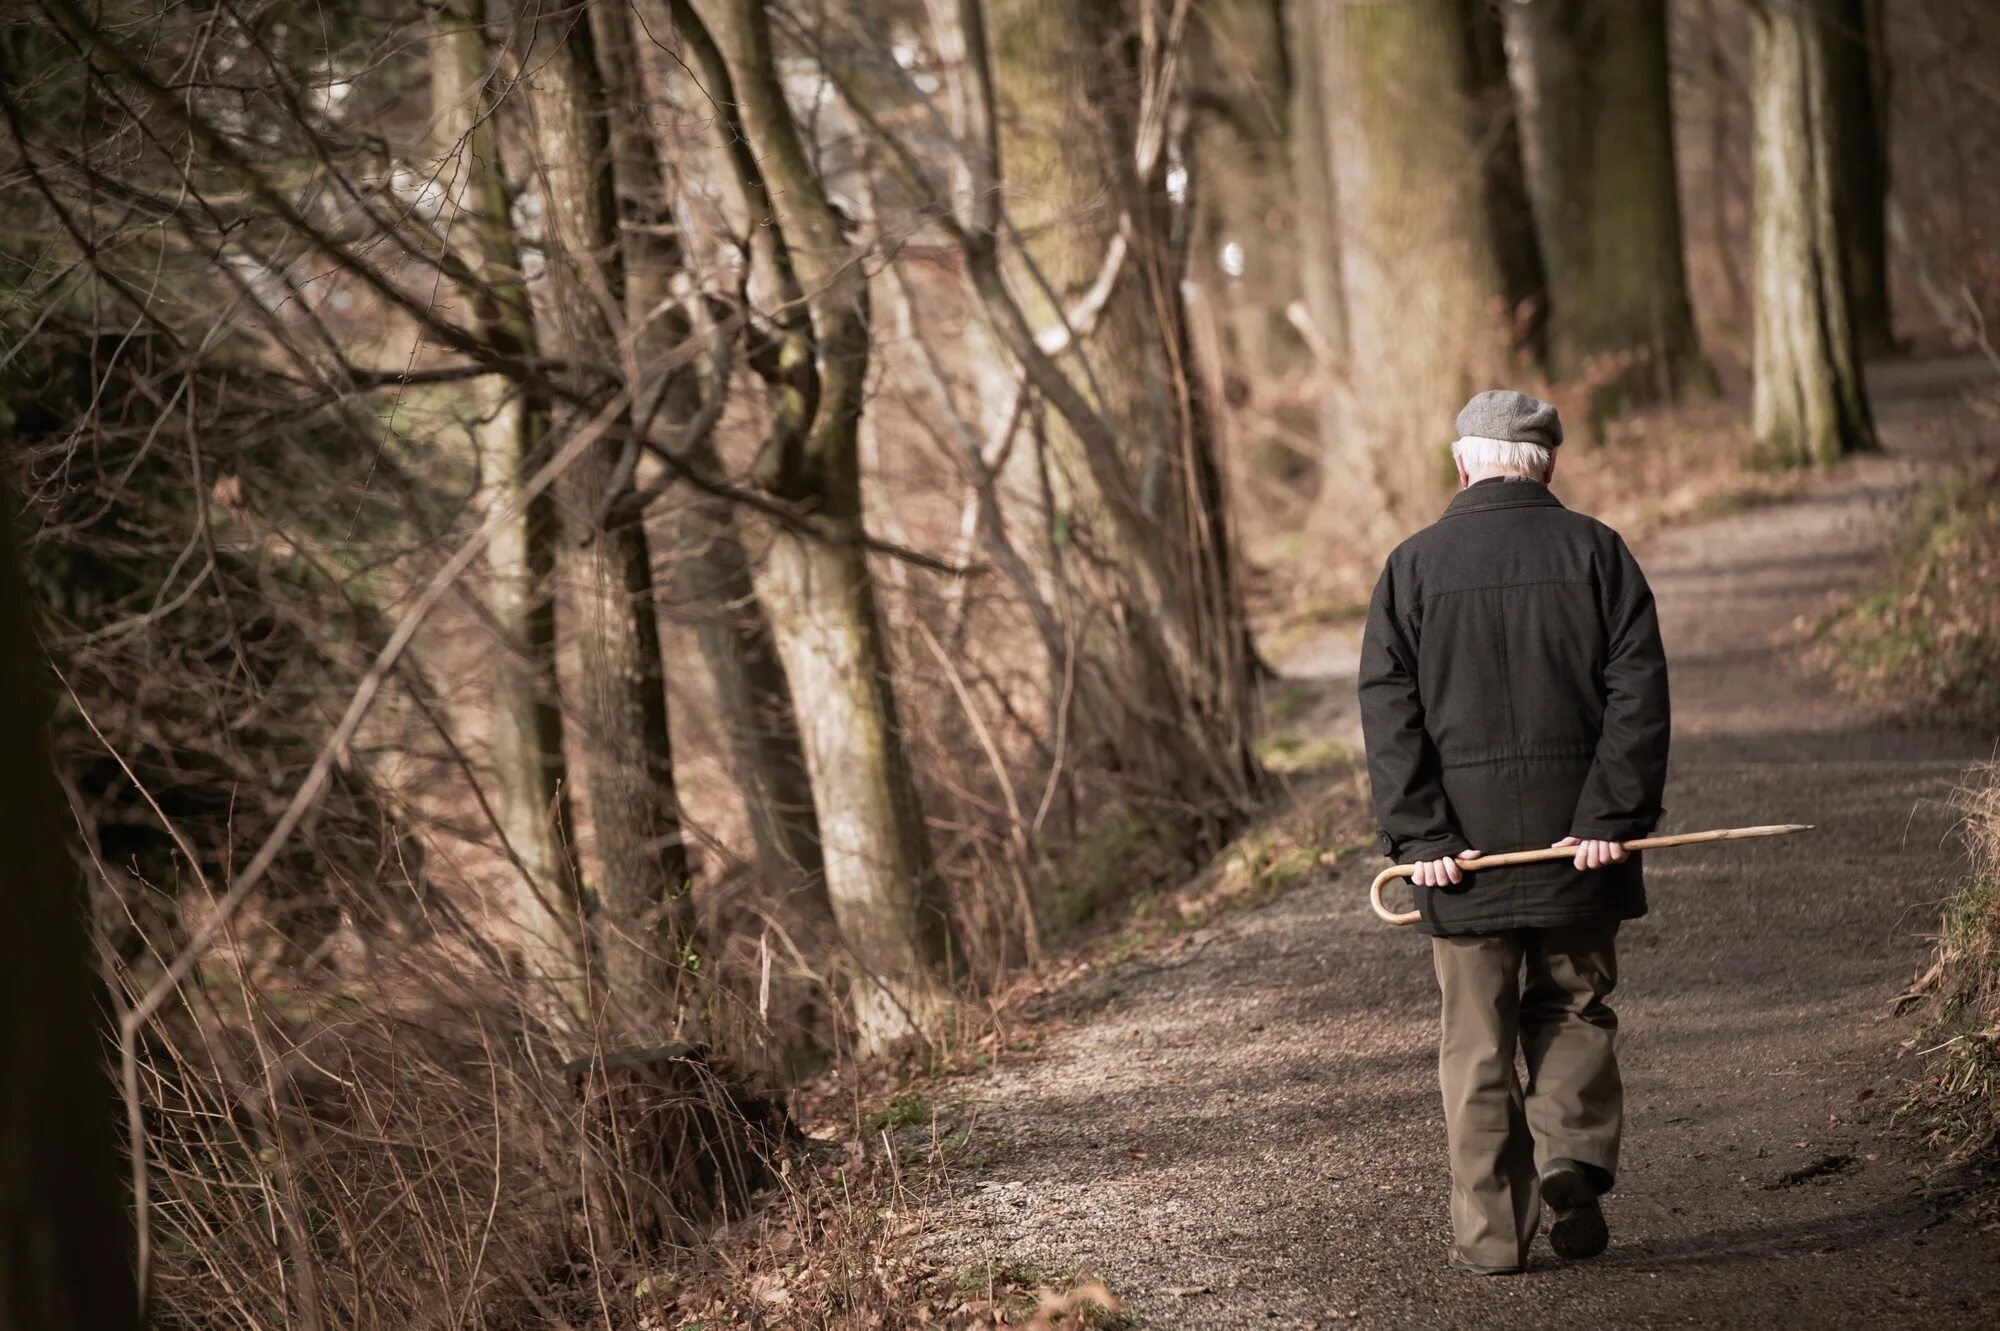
{"left": 1356, "top": 824, "right": 1815, "bottom": 926}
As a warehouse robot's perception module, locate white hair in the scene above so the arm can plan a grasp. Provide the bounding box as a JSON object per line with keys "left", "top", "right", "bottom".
{"left": 1451, "top": 434, "right": 1554, "bottom": 482}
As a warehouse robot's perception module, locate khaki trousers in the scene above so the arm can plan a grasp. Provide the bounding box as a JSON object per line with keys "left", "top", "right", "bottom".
{"left": 1430, "top": 921, "right": 1622, "bottom": 1268}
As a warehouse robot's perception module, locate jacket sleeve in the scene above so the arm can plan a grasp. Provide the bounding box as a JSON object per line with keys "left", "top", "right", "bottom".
{"left": 1358, "top": 561, "right": 1468, "bottom": 862}
{"left": 1570, "top": 535, "right": 1672, "bottom": 841}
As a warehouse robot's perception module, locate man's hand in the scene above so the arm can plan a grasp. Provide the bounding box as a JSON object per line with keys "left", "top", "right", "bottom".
{"left": 1412, "top": 848, "right": 1483, "bottom": 888}
{"left": 1553, "top": 835, "right": 1629, "bottom": 871}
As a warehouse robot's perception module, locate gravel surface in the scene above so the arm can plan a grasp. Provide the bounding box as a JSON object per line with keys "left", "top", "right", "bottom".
{"left": 922, "top": 364, "right": 2000, "bottom": 1328}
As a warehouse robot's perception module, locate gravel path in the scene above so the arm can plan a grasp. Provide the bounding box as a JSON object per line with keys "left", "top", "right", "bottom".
{"left": 923, "top": 362, "right": 2000, "bottom": 1328}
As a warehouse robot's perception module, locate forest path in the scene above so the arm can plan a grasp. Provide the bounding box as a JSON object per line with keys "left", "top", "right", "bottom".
{"left": 922, "top": 358, "right": 2000, "bottom": 1328}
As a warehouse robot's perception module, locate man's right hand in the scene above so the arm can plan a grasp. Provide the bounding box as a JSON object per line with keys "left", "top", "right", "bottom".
{"left": 1412, "top": 848, "right": 1483, "bottom": 888}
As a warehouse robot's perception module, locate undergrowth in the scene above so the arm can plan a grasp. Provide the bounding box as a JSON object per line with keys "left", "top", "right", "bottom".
{"left": 1821, "top": 458, "right": 2000, "bottom": 729}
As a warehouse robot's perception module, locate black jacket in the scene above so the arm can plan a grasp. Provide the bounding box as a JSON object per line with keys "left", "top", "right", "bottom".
{"left": 1358, "top": 479, "right": 1670, "bottom": 936}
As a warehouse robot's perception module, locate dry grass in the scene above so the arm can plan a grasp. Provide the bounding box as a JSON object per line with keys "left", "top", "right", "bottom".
{"left": 131, "top": 940, "right": 799, "bottom": 1329}
{"left": 1900, "top": 766, "right": 2000, "bottom": 1178}
{"left": 119, "top": 759, "right": 1369, "bottom": 1330}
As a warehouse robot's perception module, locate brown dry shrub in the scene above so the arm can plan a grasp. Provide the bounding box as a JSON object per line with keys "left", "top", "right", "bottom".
{"left": 133, "top": 933, "right": 793, "bottom": 1330}
{"left": 1901, "top": 766, "right": 2000, "bottom": 1166}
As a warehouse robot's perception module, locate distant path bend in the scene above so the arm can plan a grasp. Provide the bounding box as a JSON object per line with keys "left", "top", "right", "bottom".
{"left": 924, "top": 357, "right": 2000, "bottom": 1328}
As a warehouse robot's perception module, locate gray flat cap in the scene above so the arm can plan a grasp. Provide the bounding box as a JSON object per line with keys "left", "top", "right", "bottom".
{"left": 1455, "top": 389, "right": 1563, "bottom": 448}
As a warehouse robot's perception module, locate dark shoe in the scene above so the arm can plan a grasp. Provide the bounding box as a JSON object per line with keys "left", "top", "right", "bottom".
{"left": 1540, "top": 1159, "right": 1609, "bottom": 1261}
{"left": 1448, "top": 1251, "right": 1523, "bottom": 1276}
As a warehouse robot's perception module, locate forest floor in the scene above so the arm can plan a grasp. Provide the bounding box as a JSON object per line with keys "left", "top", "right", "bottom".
{"left": 913, "top": 356, "right": 2000, "bottom": 1328}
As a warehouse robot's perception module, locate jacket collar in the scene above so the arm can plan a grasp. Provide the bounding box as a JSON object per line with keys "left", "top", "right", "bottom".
{"left": 1442, "top": 478, "right": 1566, "bottom": 518}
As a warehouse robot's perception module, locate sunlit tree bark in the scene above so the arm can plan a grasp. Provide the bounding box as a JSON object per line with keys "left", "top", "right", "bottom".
{"left": 1748, "top": 0, "right": 1877, "bottom": 466}
{"left": 684, "top": 0, "right": 957, "bottom": 1050}
{"left": 1513, "top": 0, "right": 1709, "bottom": 411}
{"left": 428, "top": 0, "right": 589, "bottom": 1020}
{"left": 523, "top": 1, "right": 693, "bottom": 1015}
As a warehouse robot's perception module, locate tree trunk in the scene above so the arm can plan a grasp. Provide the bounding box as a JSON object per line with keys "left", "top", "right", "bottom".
{"left": 670, "top": 508, "right": 830, "bottom": 930}
{"left": 0, "top": 485, "right": 139, "bottom": 1328}
{"left": 687, "top": 0, "right": 957, "bottom": 1051}
{"left": 1513, "top": 0, "right": 1709, "bottom": 412}
{"left": 524, "top": 4, "right": 694, "bottom": 1017}
{"left": 599, "top": 0, "right": 832, "bottom": 947}
{"left": 1824, "top": 0, "right": 1893, "bottom": 355}
{"left": 1467, "top": 0, "right": 1548, "bottom": 357}
{"left": 756, "top": 528, "right": 955, "bottom": 1046}
{"left": 1749, "top": 0, "right": 1878, "bottom": 466}
{"left": 428, "top": 0, "right": 589, "bottom": 1022}
{"left": 1313, "top": 0, "right": 1531, "bottom": 549}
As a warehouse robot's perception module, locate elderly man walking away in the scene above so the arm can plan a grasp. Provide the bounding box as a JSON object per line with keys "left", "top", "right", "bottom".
{"left": 1357, "top": 390, "right": 1671, "bottom": 1275}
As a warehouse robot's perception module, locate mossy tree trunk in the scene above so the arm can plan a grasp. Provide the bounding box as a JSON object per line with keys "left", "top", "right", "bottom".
{"left": 1312, "top": 0, "right": 1537, "bottom": 549}
{"left": 1749, "top": 0, "right": 1878, "bottom": 467}
{"left": 428, "top": 0, "right": 589, "bottom": 1023}
{"left": 523, "top": 4, "right": 694, "bottom": 1020}
{"left": 989, "top": 0, "right": 1172, "bottom": 511}
{"left": 1513, "top": 0, "right": 1711, "bottom": 413}
{"left": 686, "top": 0, "right": 958, "bottom": 1051}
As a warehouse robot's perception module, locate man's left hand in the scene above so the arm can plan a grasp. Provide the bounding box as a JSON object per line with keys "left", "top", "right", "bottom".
{"left": 1412, "top": 848, "right": 1484, "bottom": 887}
{"left": 1554, "top": 836, "right": 1628, "bottom": 871}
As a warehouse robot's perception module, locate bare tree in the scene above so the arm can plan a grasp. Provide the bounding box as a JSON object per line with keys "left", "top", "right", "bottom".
{"left": 1186, "top": 0, "right": 1295, "bottom": 379}
{"left": 921, "top": 0, "right": 1264, "bottom": 815}
{"left": 522, "top": 0, "right": 695, "bottom": 1016}
{"left": 601, "top": 0, "right": 835, "bottom": 957}
{"left": 1288, "top": 0, "right": 1347, "bottom": 369}
{"left": 428, "top": 0, "right": 589, "bottom": 1020}
{"left": 682, "top": 0, "right": 958, "bottom": 1050}
{"left": 1748, "top": 0, "right": 1878, "bottom": 465}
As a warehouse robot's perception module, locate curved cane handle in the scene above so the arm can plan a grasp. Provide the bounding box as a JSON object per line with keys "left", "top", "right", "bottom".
{"left": 1371, "top": 864, "right": 1421, "bottom": 927}
{"left": 1359, "top": 824, "right": 1815, "bottom": 927}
